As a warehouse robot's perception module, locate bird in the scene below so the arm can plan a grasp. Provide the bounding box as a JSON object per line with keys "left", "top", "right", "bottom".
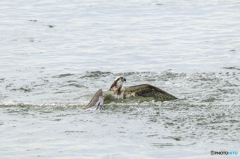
{"left": 83, "top": 76, "right": 177, "bottom": 110}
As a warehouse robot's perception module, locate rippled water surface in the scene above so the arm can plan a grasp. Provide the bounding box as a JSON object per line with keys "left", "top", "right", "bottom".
{"left": 1, "top": 0, "right": 240, "bottom": 158}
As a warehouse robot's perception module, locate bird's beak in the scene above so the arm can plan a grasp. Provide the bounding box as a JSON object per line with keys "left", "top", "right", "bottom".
{"left": 123, "top": 78, "right": 126, "bottom": 82}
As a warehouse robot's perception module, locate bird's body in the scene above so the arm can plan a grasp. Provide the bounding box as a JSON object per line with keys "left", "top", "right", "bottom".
{"left": 83, "top": 76, "right": 177, "bottom": 110}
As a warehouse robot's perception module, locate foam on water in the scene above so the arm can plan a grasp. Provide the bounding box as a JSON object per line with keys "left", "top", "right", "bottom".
{"left": 1, "top": 70, "right": 239, "bottom": 105}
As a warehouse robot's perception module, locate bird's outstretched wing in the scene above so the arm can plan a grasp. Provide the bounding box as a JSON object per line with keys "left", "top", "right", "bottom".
{"left": 124, "top": 84, "right": 177, "bottom": 100}
{"left": 83, "top": 89, "right": 104, "bottom": 110}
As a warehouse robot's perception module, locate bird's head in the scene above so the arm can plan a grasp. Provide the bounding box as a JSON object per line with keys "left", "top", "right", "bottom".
{"left": 108, "top": 76, "right": 126, "bottom": 95}
{"left": 109, "top": 76, "right": 126, "bottom": 90}
{"left": 114, "top": 76, "right": 126, "bottom": 88}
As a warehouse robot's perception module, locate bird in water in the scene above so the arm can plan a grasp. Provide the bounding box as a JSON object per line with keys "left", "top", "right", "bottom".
{"left": 83, "top": 76, "right": 177, "bottom": 110}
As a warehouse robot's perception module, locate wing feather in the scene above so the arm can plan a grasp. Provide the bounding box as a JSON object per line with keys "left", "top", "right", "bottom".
{"left": 83, "top": 89, "right": 104, "bottom": 109}
{"left": 124, "top": 84, "right": 177, "bottom": 100}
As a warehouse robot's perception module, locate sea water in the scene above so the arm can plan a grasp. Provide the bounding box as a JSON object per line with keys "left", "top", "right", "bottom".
{"left": 0, "top": 0, "right": 240, "bottom": 158}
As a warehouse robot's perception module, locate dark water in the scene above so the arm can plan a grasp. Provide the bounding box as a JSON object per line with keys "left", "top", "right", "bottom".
{"left": 1, "top": 0, "right": 240, "bottom": 158}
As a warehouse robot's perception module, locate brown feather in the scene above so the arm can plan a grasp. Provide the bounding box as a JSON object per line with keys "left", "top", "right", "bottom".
{"left": 83, "top": 89, "right": 103, "bottom": 109}
{"left": 109, "top": 80, "right": 117, "bottom": 90}
{"left": 108, "top": 79, "right": 123, "bottom": 95}
{"left": 124, "top": 84, "right": 177, "bottom": 100}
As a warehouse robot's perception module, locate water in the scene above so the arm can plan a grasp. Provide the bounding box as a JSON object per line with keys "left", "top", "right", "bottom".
{"left": 1, "top": 0, "right": 240, "bottom": 158}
